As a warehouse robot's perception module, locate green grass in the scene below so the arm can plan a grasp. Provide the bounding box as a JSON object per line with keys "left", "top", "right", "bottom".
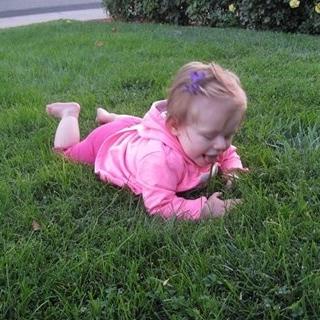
{"left": 0, "top": 20, "right": 319, "bottom": 319}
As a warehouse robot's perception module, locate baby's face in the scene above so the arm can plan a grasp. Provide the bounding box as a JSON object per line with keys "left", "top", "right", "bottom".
{"left": 172, "top": 95, "right": 245, "bottom": 167}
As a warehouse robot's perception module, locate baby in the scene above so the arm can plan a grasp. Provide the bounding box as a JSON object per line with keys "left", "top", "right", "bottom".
{"left": 46, "top": 61, "right": 248, "bottom": 220}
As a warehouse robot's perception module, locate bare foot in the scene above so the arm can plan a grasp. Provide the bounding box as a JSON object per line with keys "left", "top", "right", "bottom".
{"left": 96, "top": 107, "right": 117, "bottom": 124}
{"left": 46, "top": 102, "right": 80, "bottom": 119}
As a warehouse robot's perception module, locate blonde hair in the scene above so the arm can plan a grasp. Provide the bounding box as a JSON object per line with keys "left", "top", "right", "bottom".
{"left": 166, "top": 61, "right": 247, "bottom": 126}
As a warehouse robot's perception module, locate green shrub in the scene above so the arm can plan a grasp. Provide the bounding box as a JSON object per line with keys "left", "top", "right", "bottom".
{"left": 142, "top": 0, "right": 190, "bottom": 25}
{"left": 102, "top": 0, "right": 320, "bottom": 34}
{"left": 103, "top": 0, "right": 190, "bottom": 24}
{"left": 238, "top": 0, "right": 320, "bottom": 34}
{"left": 297, "top": 3, "right": 320, "bottom": 34}
{"left": 102, "top": 0, "right": 143, "bottom": 21}
{"left": 186, "top": 0, "right": 238, "bottom": 27}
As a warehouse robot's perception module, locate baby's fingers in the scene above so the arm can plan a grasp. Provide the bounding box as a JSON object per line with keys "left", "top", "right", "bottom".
{"left": 211, "top": 192, "right": 223, "bottom": 199}
{"left": 209, "top": 192, "right": 222, "bottom": 201}
{"left": 224, "top": 198, "right": 242, "bottom": 211}
{"left": 225, "top": 167, "right": 249, "bottom": 174}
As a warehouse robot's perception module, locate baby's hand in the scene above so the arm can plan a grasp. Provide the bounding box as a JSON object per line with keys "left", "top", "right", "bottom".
{"left": 201, "top": 192, "right": 241, "bottom": 218}
{"left": 223, "top": 167, "right": 249, "bottom": 189}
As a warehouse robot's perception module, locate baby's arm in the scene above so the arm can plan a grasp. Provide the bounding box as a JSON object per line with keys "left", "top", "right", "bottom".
{"left": 137, "top": 152, "right": 205, "bottom": 219}
{"left": 217, "top": 145, "right": 245, "bottom": 171}
{"left": 217, "top": 145, "right": 249, "bottom": 187}
{"left": 137, "top": 151, "right": 239, "bottom": 220}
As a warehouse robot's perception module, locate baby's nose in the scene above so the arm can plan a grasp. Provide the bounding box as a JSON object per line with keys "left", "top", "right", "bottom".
{"left": 213, "top": 136, "right": 228, "bottom": 151}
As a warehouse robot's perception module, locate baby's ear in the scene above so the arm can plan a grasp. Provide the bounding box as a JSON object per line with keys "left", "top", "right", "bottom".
{"left": 166, "top": 117, "right": 179, "bottom": 136}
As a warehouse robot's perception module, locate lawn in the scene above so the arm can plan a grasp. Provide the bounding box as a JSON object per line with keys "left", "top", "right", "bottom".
{"left": 0, "top": 20, "right": 319, "bottom": 319}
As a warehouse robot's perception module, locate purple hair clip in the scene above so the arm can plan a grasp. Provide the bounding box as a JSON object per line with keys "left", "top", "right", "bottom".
{"left": 184, "top": 71, "right": 206, "bottom": 94}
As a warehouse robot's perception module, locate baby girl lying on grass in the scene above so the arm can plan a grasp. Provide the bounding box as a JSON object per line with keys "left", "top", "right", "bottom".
{"left": 47, "top": 61, "right": 248, "bottom": 220}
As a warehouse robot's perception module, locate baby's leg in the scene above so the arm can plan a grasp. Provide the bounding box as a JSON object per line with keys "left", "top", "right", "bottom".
{"left": 96, "top": 107, "right": 130, "bottom": 125}
{"left": 46, "top": 102, "right": 80, "bottom": 149}
{"left": 63, "top": 116, "right": 142, "bottom": 164}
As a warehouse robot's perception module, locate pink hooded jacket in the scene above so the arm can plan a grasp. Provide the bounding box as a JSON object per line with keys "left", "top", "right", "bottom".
{"left": 95, "top": 100, "right": 243, "bottom": 220}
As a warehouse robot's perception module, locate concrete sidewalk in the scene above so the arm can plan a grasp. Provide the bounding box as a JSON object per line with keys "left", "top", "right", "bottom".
{"left": 0, "top": 8, "right": 108, "bottom": 29}
{"left": 0, "top": 0, "right": 101, "bottom": 14}
{"left": 0, "top": 0, "right": 108, "bottom": 29}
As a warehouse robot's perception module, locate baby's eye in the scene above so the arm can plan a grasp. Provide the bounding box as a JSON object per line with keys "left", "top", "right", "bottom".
{"left": 203, "top": 134, "right": 213, "bottom": 140}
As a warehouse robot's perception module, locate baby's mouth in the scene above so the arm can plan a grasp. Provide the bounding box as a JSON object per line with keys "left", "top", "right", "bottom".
{"left": 203, "top": 154, "right": 217, "bottom": 164}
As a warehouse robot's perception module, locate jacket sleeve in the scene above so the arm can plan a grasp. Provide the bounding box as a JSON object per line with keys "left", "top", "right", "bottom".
{"left": 136, "top": 151, "right": 207, "bottom": 220}
{"left": 216, "top": 145, "right": 243, "bottom": 172}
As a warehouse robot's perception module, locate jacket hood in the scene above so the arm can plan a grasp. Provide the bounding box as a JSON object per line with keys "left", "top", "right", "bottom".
{"left": 138, "top": 100, "right": 179, "bottom": 146}
{"left": 137, "top": 100, "right": 196, "bottom": 166}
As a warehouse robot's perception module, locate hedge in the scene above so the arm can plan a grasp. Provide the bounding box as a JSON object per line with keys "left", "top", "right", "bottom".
{"left": 102, "top": 0, "right": 320, "bottom": 34}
